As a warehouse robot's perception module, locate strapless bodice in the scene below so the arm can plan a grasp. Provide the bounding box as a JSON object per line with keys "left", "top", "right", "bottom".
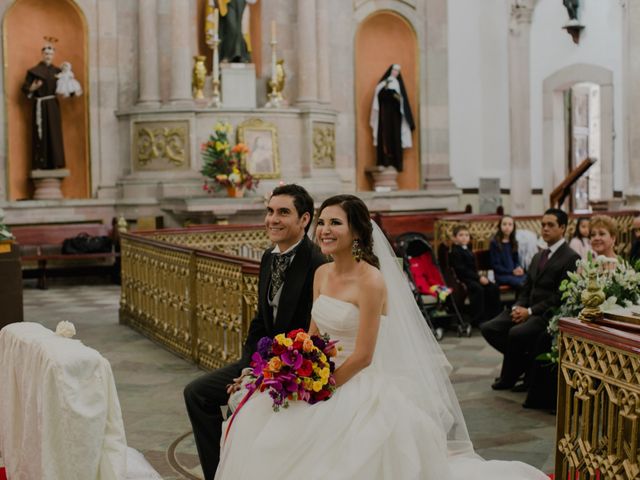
{"left": 311, "top": 295, "right": 362, "bottom": 367}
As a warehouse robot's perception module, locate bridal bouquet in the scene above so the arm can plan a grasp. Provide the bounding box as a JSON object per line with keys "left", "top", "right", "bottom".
{"left": 248, "top": 329, "right": 338, "bottom": 411}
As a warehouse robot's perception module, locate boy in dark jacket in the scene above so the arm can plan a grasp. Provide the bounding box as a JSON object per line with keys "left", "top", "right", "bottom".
{"left": 448, "top": 225, "right": 501, "bottom": 326}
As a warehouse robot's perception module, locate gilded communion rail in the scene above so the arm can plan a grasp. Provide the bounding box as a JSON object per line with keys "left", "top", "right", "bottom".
{"left": 557, "top": 317, "right": 640, "bottom": 479}
{"left": 119, "top": 225, "right": 270, "bottom": 369}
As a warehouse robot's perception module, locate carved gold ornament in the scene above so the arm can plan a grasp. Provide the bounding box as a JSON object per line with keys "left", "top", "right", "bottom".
{"left": 312, "top": 122, "right": 336, "bottom": 169}
{"left": 134, "top": 121, "right": 189, "bottom": 170}
{"left": 578, "top": 270, "right": 605, "bottom": 322}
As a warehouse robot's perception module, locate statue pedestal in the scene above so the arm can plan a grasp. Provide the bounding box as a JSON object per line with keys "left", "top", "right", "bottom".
{"left": 30, "top": 169, "right": 70, "bottom": 200}
{"left": 221, "top": 63, "right": 256, "bottom": 108}
{"left": 365, "top": 166, "right": 398, "bottom": 192}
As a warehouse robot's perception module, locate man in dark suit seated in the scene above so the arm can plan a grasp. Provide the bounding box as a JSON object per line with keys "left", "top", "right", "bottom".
{"left": 630, "top": 215, "right": 640, "bottom": 266}
{"left": 480, "top": 208, "right": 580, "bottom": 391}
{"left": 183, "top": 184, "right": 327, "bottom": 480}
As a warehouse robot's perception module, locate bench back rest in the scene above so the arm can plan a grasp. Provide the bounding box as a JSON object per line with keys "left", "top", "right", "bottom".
{"left": 372, "top": 210, "right": 470, "bottom": 244}
{"left": 12, "top": 224, "right": 112, "bottom": 247}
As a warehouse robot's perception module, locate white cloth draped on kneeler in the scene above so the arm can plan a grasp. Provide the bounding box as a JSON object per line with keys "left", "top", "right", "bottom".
{"left": 0, "top": 322, "right": 161, "bottom": 479}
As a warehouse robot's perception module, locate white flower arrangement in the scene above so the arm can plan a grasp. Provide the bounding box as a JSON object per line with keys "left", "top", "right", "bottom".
{"left": 543, "top": 253, "right": 640, "bottom": 362}
{"left": 0, "top": 208, "right": 14, "bottom": 241}
{"left": 55, "top": 321, "right": 77, "bottom": 338}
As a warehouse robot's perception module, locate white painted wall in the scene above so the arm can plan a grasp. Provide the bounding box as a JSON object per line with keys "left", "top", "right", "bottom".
{"left": 449, "top": 0, "right": 624, "bottom": 193}
{"left": 449, "top": 0, "right": 510, "bottom": 189}
{"left": 530, "top": 0, "right": 624, "bottom": 191}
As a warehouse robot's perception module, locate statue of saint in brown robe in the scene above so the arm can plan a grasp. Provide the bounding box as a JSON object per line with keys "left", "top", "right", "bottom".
{"left": 21, "top": 46, "right": 65, "bottom": 170}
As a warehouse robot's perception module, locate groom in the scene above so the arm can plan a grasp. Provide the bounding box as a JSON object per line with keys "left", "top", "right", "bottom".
{"left": 184, "top": 184, "right": 327, "bottom": 480}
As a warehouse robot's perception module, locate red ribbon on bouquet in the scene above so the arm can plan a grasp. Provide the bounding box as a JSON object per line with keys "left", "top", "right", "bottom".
{"left": 224, "top": 376, "right": 262, "bottom": 443}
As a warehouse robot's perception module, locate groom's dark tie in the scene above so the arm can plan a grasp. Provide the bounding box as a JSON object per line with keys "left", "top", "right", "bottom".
{"left": 269, "top": 249, "right": 296, "bottom": 301}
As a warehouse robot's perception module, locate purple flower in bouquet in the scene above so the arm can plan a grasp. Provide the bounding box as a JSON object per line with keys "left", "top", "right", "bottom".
{"left": 281, "top": 350, "right": 304, "bottom": 370}
{"left": 257, "top": 337, "right": 273, "bottom": 357}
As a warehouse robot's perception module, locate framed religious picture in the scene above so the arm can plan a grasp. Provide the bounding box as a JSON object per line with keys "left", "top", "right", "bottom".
{"left": 237, "top": 118, "right": 280, "bottom": 179}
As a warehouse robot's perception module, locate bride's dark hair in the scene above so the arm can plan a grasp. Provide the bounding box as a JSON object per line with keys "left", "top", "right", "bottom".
{"left": 317, "top": 194, "right": 380, "bottom": 269}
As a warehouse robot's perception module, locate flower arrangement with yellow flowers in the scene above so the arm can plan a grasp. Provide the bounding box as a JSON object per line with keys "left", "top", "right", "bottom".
{"left": 200, "top": 122, "right": 258, "bottom": 193}
{"left": 0, "top": 208, "right": 13, "bottom": 241}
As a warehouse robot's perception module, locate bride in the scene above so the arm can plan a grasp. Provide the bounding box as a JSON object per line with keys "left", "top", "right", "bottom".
{"left": 215, "top": 194, "right": 548, "bottom": 479}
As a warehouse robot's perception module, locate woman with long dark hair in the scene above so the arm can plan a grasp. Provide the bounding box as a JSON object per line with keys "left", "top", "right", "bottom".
{"left": 215, "top": 195, "right": 547, "bottom": 480}
{"left": 489, "top": 215, "right": 526, "bottom": 288}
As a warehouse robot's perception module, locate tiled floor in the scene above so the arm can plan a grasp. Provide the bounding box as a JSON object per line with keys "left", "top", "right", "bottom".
{"left": 21, "top": 282, "right": 555, "bottom": 479}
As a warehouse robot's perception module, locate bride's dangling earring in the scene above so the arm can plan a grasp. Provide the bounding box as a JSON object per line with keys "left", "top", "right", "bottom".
{"left": 352, "top": 239, "right": 362, "bottom": 262}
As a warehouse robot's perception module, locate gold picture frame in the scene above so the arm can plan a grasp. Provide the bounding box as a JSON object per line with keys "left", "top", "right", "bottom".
{"left": 237, "top": 118, "right": 280, "bottom": 179}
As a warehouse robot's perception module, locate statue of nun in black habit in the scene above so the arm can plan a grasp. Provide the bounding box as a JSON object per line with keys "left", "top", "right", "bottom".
{"left": 369, "top": 64, "right": 415, "bottom": 172}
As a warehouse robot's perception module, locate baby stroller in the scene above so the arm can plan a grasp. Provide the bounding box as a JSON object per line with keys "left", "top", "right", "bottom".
{"left": 395, "top": 232, "right": 471, "bottom": 340}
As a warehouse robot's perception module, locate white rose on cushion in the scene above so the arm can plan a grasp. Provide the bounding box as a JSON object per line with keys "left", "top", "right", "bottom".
{"left": 55, "top": 321, "right": 76, "bottom": 338}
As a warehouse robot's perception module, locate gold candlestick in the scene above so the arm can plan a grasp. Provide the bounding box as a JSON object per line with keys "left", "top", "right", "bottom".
{"left": 192, "top": 55, "right": 207, "bottom": 100}
{"left": 209, "top": 34, "right": 222, "bottom": 108}
{"left": 265, "top": 39, "right": 283, "bottom": 108}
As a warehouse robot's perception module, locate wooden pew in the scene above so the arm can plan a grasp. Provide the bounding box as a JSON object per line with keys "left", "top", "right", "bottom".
{"left": 12, "top": 223, "right": 118, "bottom": 289}
{"left": 372, "top": 207, "right": 472, "bottom": 247}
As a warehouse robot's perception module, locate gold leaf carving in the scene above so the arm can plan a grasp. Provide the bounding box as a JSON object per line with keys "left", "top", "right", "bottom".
{"left": 312, "top": 122, "right": 335, "bottom": 169}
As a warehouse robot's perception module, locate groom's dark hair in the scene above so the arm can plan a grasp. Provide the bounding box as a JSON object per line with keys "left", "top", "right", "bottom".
{"left": 270, "top": 184, "right": 315, "bottom": 234}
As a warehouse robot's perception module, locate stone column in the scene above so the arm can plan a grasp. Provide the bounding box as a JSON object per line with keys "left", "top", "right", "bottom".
{"left": 168, "top": 0, "right": 193, "bottom": 104}
{"left": 138, "top": 0, "right": 160, "bottom": 105}
{"left": 422, "top": 0, "right": 456, "bottom": 190}
{"left": 296, "top": 0, "right": 318, "bottom": 105}
{"left": 508, "top": 0, "right": 536, "bottom": 215}
{"left": 316, "top": 0, "right": 331, "bottom": 105}
{"left": 624, "top": 0, "right": 640, "bottom": 205}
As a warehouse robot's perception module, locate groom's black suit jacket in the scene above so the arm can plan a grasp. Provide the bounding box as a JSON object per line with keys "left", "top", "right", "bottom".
{"left": 241, "top": 235, "right": 327, "bottom": 366}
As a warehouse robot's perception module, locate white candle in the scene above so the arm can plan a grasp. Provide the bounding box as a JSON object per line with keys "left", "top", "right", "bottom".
{"left": 213, "top": 8, "right": 219, "bottom": 32}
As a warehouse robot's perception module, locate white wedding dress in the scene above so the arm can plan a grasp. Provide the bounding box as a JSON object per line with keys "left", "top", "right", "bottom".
{"left": 215, "top": 224, "right": 548, "bottom": 480}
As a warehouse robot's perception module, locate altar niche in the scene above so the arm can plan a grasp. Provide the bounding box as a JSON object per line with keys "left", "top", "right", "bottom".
{"left": 355, "top": 10, "right": 419, "bottom": 191}
{"left": 3, "top": 0, "right": 90, "bottom": 201}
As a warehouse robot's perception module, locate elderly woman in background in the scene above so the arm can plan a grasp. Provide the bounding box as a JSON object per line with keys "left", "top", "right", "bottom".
{"left": 589, "top": 215, "right": 618, "bottom": 267}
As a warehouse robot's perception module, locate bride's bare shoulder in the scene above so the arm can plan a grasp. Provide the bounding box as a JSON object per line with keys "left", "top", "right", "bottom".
{"left": 359, "top": 263, "right": 386, "bottom": 293}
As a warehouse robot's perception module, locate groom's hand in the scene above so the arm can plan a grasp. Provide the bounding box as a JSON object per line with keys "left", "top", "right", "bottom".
{"left": 226, "top": 377, "right": 243, "bottom": 395}
{"left": 226, "top": 368, "right": 253, "bottom": 395}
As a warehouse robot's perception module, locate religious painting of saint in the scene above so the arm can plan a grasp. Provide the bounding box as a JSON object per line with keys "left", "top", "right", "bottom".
{"left": 237, "top": 118, "right": 280, "bottom": 179}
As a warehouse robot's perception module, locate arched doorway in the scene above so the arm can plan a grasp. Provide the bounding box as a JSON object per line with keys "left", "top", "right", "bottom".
{"left": 542, "top": 64, "right": 613, "bottom": 209}
{"left": 355, "top": 10, "right": 419, "bottom": 191}
{"left": 4, "top": 0, "right": 89, "bottom": 200}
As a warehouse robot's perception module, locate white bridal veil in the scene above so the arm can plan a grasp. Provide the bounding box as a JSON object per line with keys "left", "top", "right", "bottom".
{"left": 369, "top": 221, "right": 476, "bottom": 458}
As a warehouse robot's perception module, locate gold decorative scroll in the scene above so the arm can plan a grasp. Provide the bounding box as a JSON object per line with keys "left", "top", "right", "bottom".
{"left": 133, "top": 121, "right": 189, "bottom": 170}
{"left": 312, "top": 122, "right": 336, "bottom": 169}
